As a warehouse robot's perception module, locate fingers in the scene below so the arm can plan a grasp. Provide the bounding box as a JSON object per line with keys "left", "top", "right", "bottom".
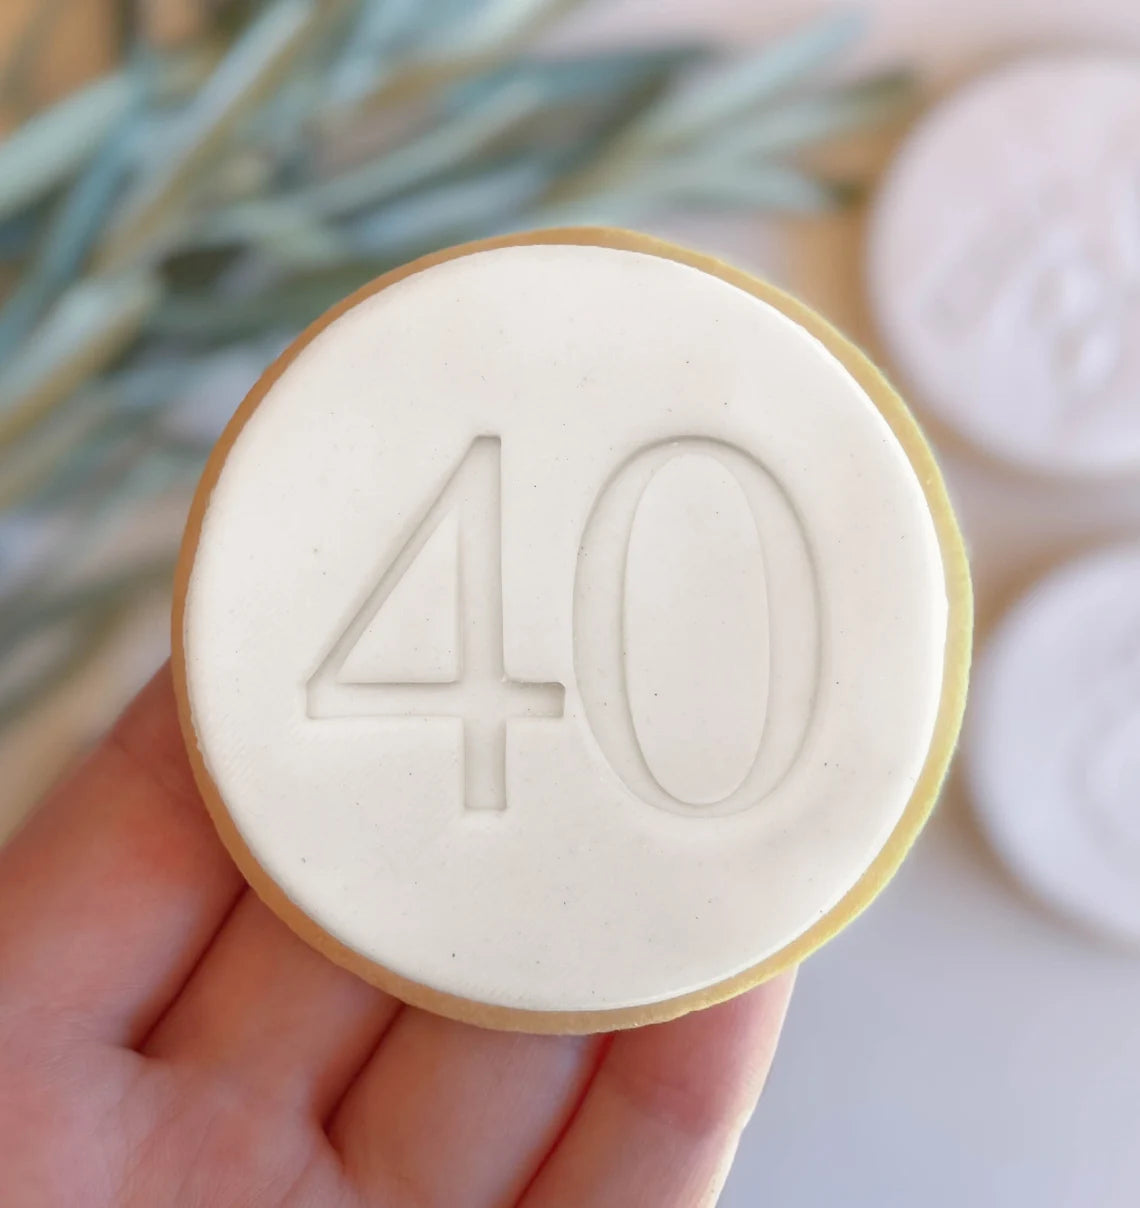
{"left": 0, "top": 666, "right": 243, "bottom": 1046}
{"left": 520, "top": 976, "right": 794, "bottom": 1208}
{"left": 144, "top": 891, "right": 401, "bottom": 1117}
{"left": 330, "top": 1011, "right": 601, "bottom": 1208}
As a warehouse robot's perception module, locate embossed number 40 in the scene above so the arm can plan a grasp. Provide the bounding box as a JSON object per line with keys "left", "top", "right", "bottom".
{"left": 307, "top": 436, "right": 818, "bottom": 816}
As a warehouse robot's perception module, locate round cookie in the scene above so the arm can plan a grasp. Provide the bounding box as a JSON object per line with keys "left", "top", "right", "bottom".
{"left": 173, "top": 228, "right": 972, "bottom": 1033}
{"left": 868, "top": 56, "right": 1140, "bottom": 476}
{"left": 968, "top": 545, "right": 1140, "bottom": 943}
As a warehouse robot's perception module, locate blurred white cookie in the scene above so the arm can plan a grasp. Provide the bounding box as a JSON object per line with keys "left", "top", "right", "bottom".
{"left": 174, "top": 231, "right": 970, "bottom": 1031}
{"left": 968, "top": 544, "right": 1140, "bottom": 941}
{"left": 869, "top": 56, "right": 1140, "bottom": 475}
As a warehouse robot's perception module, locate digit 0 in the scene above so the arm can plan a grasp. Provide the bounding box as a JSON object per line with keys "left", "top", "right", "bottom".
{"left": 574, "top": 438, "right": 820, "bottom": 816}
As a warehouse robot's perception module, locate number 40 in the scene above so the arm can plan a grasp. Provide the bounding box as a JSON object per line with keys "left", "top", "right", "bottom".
{"left": 307, "top": 435, "right": 818, "bottom": 817}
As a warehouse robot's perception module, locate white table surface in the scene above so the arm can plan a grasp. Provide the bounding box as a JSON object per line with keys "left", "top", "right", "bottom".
{"left": 4, "top": 3, "right": 1140, "bottom": 1205}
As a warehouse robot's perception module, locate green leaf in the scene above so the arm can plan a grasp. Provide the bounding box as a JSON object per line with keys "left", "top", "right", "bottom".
{"left": 348, "top": 157, "right": 552, "bottom": 253}
{"left": 180, "top": 196, "right": 331, "bottom": 253}
{"left": 412, "top": 0, "right": 585, "bottom": 62}
{"left": 0, "top": 343, "right": 270, "bottom": 514}
{"left": 444, "top": 47, "right": 702, "bottom": 178}
{"left": 239, "top": 2, "right": 364, "bottom": 154}
{"left": 535, "top": 160, "right": 855, "bottom": 226}
{"left": 0, "top": 210, "right": 40, "bottom": 262}
{"left": 330, "top": 0, "right": 588, "bottom": 117}
{"left": 15, "top": 417, "right": 202, "bottom": 514}
{"left": 301, "top": 77, "right": 550, "bottom": 217}
{"left": 0, "top": 96, "right": 144, "bottom": 364}
{"left": 449, "top": 47, "right": 703, "bottom": 114}
{"left": 624, "top": 9, "right": 863, "bottom": 152}
{"left": 0, "top": 270, "right": 161, "bottom": 449}
{"left": 8, "top": 409, "right": 156, "bottom": 513}
{"left": 0, "top": 73, "right": 133, "bottom": 224}
{"left": 699, "top": 69, "right": 914, "bottom": 162}
{"left": 323, "top": 0, "right": 422, "bottom": 106}
{"left": 0, "top": 557, "right": 173, "bottom": 731}
{"left": 653, "top": 160, "right": 857, "bottom": 212}
{"left": 148, "top": 260, "right": 397, "bottom": 343}
{"left": 95, "top": 0, "right": 336, "bottom": 272}
{"left": 0, "top": 385, "right": 117, "bottom": 513}
{"left": 203, "top": 47, "right": 698, "bottom": 242}
{"left": 0, "top": 5, "right": 896, "bottom": 728}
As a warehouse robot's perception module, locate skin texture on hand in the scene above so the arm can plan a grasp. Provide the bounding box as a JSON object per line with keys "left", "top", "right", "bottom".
{"left": 0, "top": 666, "right": 792, "bottom": 1208}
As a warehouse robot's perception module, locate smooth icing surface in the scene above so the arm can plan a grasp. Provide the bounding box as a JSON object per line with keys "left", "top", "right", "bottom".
{"left": 868, "top": 56, "right": 1140, "bottom": 475}
{"left": 182, "top": 240, "right": 950, "bottom": 1013}
{"left": 968, "top": 545, "right": 1140, "bottom": 943}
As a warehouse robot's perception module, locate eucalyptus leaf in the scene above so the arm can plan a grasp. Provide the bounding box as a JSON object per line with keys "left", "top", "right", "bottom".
{"left": 0, "top": 270, "right": 160, "bottom": 449}
{"left": 0, "top": 5, "right": 903, "bottom": 736}
{"left": 536, "top": 159, "right": 855, "bottom": 226}
{"left": 17, "top": 419, "right": 201, "bottom": 515}
{"left": 524, "top": 190, "right": 651, "bottom": 230}
{"left": 0, "top": 342, "right": 270, "bottom": 515}
{"left": 323, "top": 0, "right": 422, "bottom": 107}
{"left": 629, "top": 9, "right": 864, "bottom": 151}
{"left": 219, "top": 46, "right": 697, "bottom": 237}
{"left": 149, "top": 261, "right": 396, "bottom": 343}
{"left": 652, "top": 161, "right": 858, "bottom": 212}
{"left": 241, "top": 2, "right": 364, "bottom": 154}
{"left": 0, "top": 594, "right": 119, "bottom": 730}
{"left": 246, "top": 215, "right": 353, "bottom": 271}
{"left": 301, "top": 77, "right": 548, "bottom": 217}
{"left": 544, "top": 11, "right": 869, "bottom": 206}
{"left": 699, "top": 69, "right": 914, "bottom": 163}
{"left": 239, "top": 65, "right": 319, "bottom": 149}
{"left": 98, "top": 358, "right": 218, "bottom": 415}
{"left": 446, "top": 48, "right": 701, "bottom": 178}
{"left": 0, "top": 73, "right": 133, "bottom": 225}
{"left": 96, "top": 0, "right": 332, "bottom": 272}
{"left": 0, "top": 557, "right": 173, "bottom": 730}
{"left": 185, "top": 194, "right": 355, "bottom": 274}
{"left": 0, "top": 211, "right": 40, "bottom": 262}
{"left": 449, "top": 48, "right": 703, "bottom": 115}
{"left": 0, "top": 422, "right": 186, "bottom": 605}
{"left": 412, "top": 0, "right": 583, "bottom": 62}
{"left": 349, "top": 157, "right": 552, "bottom": 255}
{"left": 0, "top": 557, "right": 169, "bottom": 651}
{"left": 0, "top": 96, "right": 144, "bottom": 364}
{"left": 339, "top": 0, "right": 586, "bottom": 115}
{"left": 183, "top": 196, "right": 329, "bottom": 253}
{"left": 10, "top": 409, "right": 160, "bottom": 514}
{"left": 0, "top": 390, "right": 116, "bottom": 513}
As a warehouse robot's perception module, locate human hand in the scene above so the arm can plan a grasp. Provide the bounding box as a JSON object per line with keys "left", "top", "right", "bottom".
{"left": 0, "top": 667, "right": 792, "bottom": 1207}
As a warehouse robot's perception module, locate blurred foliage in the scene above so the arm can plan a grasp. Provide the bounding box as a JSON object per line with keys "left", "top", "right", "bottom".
{"left": 0, "top": 0, "right": 913, "bottom": 728}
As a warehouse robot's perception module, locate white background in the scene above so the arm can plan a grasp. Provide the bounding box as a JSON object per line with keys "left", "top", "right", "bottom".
{"left": 4, "top": 2, "right": 1140, "bottom": 1205}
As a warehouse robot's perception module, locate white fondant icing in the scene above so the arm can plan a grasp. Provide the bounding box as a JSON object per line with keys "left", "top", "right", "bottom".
{"left": 183, "top": 242, "right": 948, "bottom": 1012}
